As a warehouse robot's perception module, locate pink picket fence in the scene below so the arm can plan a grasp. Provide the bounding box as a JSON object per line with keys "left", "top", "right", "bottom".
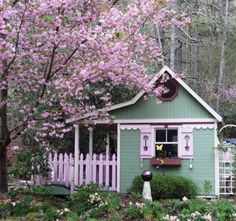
{"left": 33, "top": 152, "right": 117, "bottom": 192}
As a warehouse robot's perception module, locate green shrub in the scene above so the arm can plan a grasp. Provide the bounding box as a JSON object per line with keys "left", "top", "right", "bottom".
{"left": 150, "top": 201, "right": 168, "bottom": 220}
{"left": 123, "top": 204, "right": 143, "bottom": 220}
{"left": 89, "top": 207, "right": 105, "bottom": 218}
{"left": 127, "top": 175, "right": 143, "bottom": 194}
{"left": 40, "top": 206, "right": 61, "bottom": 221}
{"left": 66, "top": 211, "right": 80, "bottom": 221}
{"left": 128, "top": 174, "right": 198, "bottom": 199}
{"left": 9, "top": 148, "right": 50, "bottom": 188}
{"left": 180, "top": 198, "right": 213, "bottom": 220}
{"left": 0, "top": 202, "right": 12, "bottom": 218}
{"left": 70, "top": 183, "right": 102, "bottom": 215}
{"left": 213, "top": 198, "right": 236, "bottom": 221}
{"left": 101, "top": 192, "right": 121, "bottom": 215}
{"left": 0, "top": 195, "right": 39, "bottom": 218}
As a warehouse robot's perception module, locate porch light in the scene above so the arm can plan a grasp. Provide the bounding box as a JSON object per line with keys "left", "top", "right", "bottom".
{"left": 184, "top": 135, "right": 190, "bottom": 151}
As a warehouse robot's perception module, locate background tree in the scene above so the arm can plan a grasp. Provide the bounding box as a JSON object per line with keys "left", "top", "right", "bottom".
{"left": 161, "top": 0, "right": 236, "bottom": 132}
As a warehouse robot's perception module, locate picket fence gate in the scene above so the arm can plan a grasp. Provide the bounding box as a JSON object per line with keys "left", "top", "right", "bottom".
{"left": 33, "top": 152, "right": 117, "bottom": 192}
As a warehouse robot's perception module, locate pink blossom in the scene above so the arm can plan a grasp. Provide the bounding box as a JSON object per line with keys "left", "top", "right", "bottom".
{"left": 0, "top": 0, "right": 189, "bottom": 142}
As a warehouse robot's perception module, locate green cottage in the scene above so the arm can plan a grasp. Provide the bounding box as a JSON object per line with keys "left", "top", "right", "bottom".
{"left": 66, "top": 65, "right": 222, "bottom": 196}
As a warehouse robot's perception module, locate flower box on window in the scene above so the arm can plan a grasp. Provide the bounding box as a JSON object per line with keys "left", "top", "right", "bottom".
{"left": 150, "top": 157, "right": 181, "bottom": 166}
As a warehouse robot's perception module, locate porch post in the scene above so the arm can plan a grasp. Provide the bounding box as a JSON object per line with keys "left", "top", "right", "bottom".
{"left": 88, "top": 127, "right": 93, "bottom": 181}
{"left": 74, "top": 125, "right": 80, "bottom": 187}
{"left": 105, "top": 132, "right": 110, "bottom": 156}
{"left": 214, "top": 122, "right": 220, "bottom": 196}
{"left": 117, "top": 124, "right": 120, "bottom": 192}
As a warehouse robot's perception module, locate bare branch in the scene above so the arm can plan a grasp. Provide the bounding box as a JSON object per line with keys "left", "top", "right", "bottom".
{"left": 4, "top": 3, "right": 27, "bottom": 75}
{"left": 178, "top": 27, "right": 198, "bottom": 42}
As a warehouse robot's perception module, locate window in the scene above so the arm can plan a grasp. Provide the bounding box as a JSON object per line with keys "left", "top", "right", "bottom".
{"left": 160, "top": 79, "right": 178, "bottom": 101}
{"left": 155, "top": 129, "right": 178, "bottom": 158}
{"left": 155, "top": 73, "right": 179, "bottom": 101}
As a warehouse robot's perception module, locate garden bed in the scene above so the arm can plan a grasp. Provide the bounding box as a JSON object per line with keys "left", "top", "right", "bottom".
{"left": 0, "top": 184, "right": 236, "bottom": 221}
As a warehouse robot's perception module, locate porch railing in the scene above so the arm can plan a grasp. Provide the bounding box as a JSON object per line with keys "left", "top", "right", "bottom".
{"left": 33, "top": 152, "right": 117, "bottom": 192}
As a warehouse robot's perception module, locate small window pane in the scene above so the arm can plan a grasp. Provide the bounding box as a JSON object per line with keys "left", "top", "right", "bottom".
{"left": 167, "top": 130, "right": 177, "bottom": 142}
{"left": 155, "top": 144, "right": 178, "bottom": 158}
{"left": 164, "top": 144, "right": 178, "bottom": 157}
{"left": 156, "top": 130, "right": 166, "bottom": 142}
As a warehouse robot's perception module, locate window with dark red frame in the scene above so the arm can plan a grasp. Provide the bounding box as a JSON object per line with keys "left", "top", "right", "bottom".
{"left": 156, "top": 73, "right": 179, "bottom": 101}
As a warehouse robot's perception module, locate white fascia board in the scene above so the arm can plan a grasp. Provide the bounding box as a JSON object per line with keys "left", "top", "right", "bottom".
{"left": 108, "top": 90, "right": 145, "bottom": 111}
{"left": 94, "top": 118, "right": 218, "bottom": 124}
{"left": 66, "top": 115, "right": 88, "bottom": 124}
{"left": 108, "top": 65, "right": 169, "bottom": 112}
{"left": 66, "top": 117, "right": 79, "bottom": 124}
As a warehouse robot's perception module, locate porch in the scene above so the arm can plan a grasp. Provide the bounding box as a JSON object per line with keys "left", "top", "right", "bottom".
{"left": 33, "top": 124, "right": 118, "bottom": 192}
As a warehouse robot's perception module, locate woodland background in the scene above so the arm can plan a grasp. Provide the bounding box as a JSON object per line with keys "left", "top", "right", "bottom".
{"left": 152, "top": 0, "right": 236, "bottom": 133}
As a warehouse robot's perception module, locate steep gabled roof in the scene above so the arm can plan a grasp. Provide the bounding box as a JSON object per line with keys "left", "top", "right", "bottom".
{"left": 66, "top": 65, "right": 222, "bottom": 124}
{"left": 108, "top": 65, "right": 222, "bottom": 122}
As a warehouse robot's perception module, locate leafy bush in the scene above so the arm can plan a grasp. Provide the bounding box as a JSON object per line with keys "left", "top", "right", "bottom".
{"left": 0, "top": 202, "right": 12, "bottom": 219}
{"left": 9, "top": 147, "right": 50, "bottom": 190}
{"left": 213, "top": 198, "right": 236, "bottom": 221}
{"left": 128, "top": 174, "right": 198, "bottom": 199}
{"left": 0, "top": 195, "right": 39, "bottom": 218}
{"left": 40, "top": 206, "right": 61, "bottom": 221}
{"left": 180, "top": 198, "right": 213, "bottom": 220}
{"left": 70, "top": 183, "right": 102, "bottom": 215}
{"left": 123, "top": 203, "right": 143, "bottom": 220}
{"left": 101, "top": 192, "right": 121, "bottom": 215}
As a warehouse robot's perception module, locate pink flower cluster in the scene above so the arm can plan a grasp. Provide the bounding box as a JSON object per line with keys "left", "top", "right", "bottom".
{"left": 0, "top": 0, "right": 190, "bottom": 139}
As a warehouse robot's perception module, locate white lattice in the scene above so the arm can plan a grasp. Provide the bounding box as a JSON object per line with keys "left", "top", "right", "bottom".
{"left": 219, "top": 150, "right": 235, "bottom": 195}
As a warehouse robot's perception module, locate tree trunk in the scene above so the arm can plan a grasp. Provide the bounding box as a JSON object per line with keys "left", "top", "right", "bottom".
{"left": 189, "top": 0, "right": 199, "bottom": 91}
{"left": 153, "top": 24, "right": 165, "bottom": 67}
{"left": 169, "top": 0, "right": 182, "bottom": 72}
{"left": 0, "top": 144, "right": 8, "bottom": 193}
{"left": 174, "top": 27, "right": 182, "bottom": 73}
{"left": 170, "top": 28, "right": 175, "bottom": 70}
{"left": 216, "top": 0, "right": 229, "bottom": 112}
{"left": 0, "top": 84, "right": 11, "bottom": 193}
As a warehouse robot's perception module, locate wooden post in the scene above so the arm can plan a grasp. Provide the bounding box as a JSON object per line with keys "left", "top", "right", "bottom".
{"left": 88, "top": 127, "right": 93, "bottom": 182}
{"left": 74, "top": 125, "right": 80, "bottom": 186}
{"left": 106, "top": 132, "right": 110, "bottom": 156}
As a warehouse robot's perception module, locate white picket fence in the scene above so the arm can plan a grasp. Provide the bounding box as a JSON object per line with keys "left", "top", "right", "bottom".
{"left": 33, "top": 152, "right": 117, "bottom": 192}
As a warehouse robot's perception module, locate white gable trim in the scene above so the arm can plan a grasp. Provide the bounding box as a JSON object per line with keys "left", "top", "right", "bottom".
{"left": 108, "top": 65, "right": 168, "bottom": 111}
{"left": 108, "top": 65, "right": 222, "bottom": 122}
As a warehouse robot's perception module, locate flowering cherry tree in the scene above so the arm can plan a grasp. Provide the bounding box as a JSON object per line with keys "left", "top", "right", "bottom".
{"left": 0, "top": 0, "right": 190, "bottom": 192}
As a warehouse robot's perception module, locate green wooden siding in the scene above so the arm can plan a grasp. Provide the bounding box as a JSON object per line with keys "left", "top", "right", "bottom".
{"left": 111, "top": 86, "right": 212, "bottom": 119}
{"left": 120, "top": 130, "right": 143, "bottom": 193}
{"left": 120, "top": 128, "right": 215, "bottom": 195}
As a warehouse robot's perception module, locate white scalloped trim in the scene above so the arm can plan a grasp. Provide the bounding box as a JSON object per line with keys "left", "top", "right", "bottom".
{"left": 193, "top": 124, "right": 215, "bottom": 129}
{"left": 120, "top": 124, "right": 150, "bottom": 130}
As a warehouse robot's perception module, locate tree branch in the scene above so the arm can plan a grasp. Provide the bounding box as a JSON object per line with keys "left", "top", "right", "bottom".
{"left": 4, "top": 3, "right": 27, "bottom": 76}
{"left": 178, "top": 27, "right": 198, "bottom": 42}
